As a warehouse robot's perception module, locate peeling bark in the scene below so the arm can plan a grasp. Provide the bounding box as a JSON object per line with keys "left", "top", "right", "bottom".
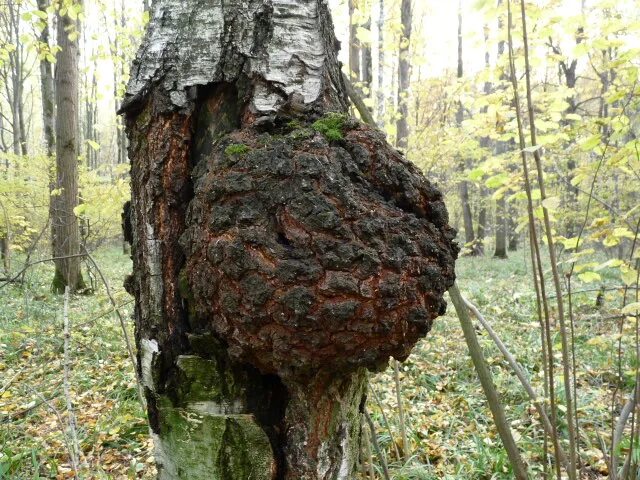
{"left": 122, "top": 2, "right": 457, "bottom": 479}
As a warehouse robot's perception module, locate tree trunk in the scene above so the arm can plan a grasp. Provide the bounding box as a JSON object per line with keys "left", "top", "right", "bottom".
{"left": 396, "top": 0, "right": 412, "bottom": 150}
{"left": 348, "top": 0, "right": 360, "bottom": 83}
{"left": 508, "top": 205, "right": 519, "bottom": 252}
{"left": 494, "top": 196, "right": 508, "bottom": 259}
{"left": 494, "top": 0, "right": 508, "bottom": 260}
{"left": 361, "top": 14, "right": 373, "bottom": 92}
{"left": 477, "top": 190, "right": 487, "bottom": 256}
{"left": 37, "top": 0, "right": 59, "bottom": 280}
{"left": 455, "top": 3, "right": 477, "bottom": 255}
{"left": 51, "top": 6, "right": 84, "bottom": 293}
{"left": 376, "top": 0, "right": 385, "bottom": 127}
{"left": 37, "top": 0, "right": 55, "bottom": 158}
{"left": 121, "top": 2, "right": 458, "bottom": 479}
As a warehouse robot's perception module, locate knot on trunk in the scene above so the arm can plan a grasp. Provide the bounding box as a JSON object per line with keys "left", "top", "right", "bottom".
{"left": 180, "top": 118, "right": 458, "bottom": 380}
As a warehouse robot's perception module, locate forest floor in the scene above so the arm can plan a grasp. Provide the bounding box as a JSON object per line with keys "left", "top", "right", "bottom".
{"left": 0, "top": 245, "right": 627, "bottom": 479}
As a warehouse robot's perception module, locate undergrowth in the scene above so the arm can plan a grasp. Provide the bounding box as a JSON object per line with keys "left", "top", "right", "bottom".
{"left": 0, "top": 245, "right": 628, "bottom": 478}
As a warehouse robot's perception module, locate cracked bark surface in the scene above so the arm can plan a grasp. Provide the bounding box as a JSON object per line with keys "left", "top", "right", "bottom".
{"left": 121, "top": 1, "right": 458, "bottom": 479}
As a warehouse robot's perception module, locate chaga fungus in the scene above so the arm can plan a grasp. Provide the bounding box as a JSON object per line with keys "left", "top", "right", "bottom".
{"left": 180, "top": 117, "right": 459, "bottom": 380}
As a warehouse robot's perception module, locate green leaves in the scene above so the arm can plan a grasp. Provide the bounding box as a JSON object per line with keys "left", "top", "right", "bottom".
{"left": 578, "top": 271, "right": 602, "bottom": 283}
{"left": 486, "top": 173, "right": 510, "bottom": 189}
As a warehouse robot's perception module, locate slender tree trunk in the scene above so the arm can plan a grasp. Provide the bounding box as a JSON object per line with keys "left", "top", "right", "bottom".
{"left": 508, "top": 205, "right": 519, "bottom": 252}
{"left": 456, "top": 3, "right": 477, "bottom": 255}
{"left": 477, "top": 191, "right": 487, "bottom": 256}
{"left": 52, "top": 6, "right": 84, "bottom": 293}
{"left": 361, "top": 12, "right": 373, "bottom": 94}
{"left": 494, "top": 0, "right": 508, "bottom": 260}
{"left": 396, "top": 0, "right": 412, "bottom": 150}
{"left": 348, "top": 0, "right": 361, "bottom": 83}
{"left": 37, "top": 0, "right": 55, "bottom": 157}
{"left": 121, "top": 2, "right": 457, "bottom": 479}
{"left": 494, "top": 196, "right": 508, "bottom": 259}
{"left": 376, "top": 0, "right": 385, "bottom": 126}
{"left": 37, "top": 0, "right": 58, "bottom": 276}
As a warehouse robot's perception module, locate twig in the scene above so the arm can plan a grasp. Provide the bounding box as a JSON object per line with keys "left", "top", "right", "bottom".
{"left": 26, "top": 385, "right": 78, "bottom": 476}
{"left": 519, "top": 0, "right": 579, "bottom": 474}
{"left": 81, "top": 246, "right": 145, "bottom": 409}
{"left": 0, "top": 365, "right": 25, "bottom": 397}
{"left": 0, "top": 253, "right": 87, "bottom": 289}
{"left": 393, "top": 359, "right": 410, "bottom": 462}
{"left": 365, "top": 410, "right": 392, "bottom": 480}
{"left": 507, "top": 2, "right": 563, "bottom": 477}
{"left": 612, "top": 387, "right": 638, "bottom": 478}
{"left": 362, "top": 415, "right": 376, "bottom": 479}
{"left": 63, "top": 287, "right": 81, "bottom": 478}
{"left": 370, "top": 385, "right": 402, "bottom": 462}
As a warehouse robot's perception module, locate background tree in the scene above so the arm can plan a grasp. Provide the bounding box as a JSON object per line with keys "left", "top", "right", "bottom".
{"left": 396, "top": 0, "right": 411, "bottom": 150}
{"left": 51, "top": 1, "right": 84, "bottom": 293}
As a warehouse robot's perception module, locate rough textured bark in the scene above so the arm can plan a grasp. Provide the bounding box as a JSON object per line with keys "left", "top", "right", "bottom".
{"left": 36, "top": 0, "right": 58, "bottom": 277}
{"left": 51, "top": 8, "right": 84, "bottom": 293}
{"left": 396, "top": 0, "right": 412, "bottom": 150}
{"left": 121, "top": 2, "right": 458, "bottom": 479}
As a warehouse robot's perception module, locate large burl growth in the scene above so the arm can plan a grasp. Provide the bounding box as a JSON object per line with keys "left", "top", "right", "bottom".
{"left": 123, "top": 1, "right": 459, "bottom": 477}
{"left": 181, "top": 117, "right": 458, "bottom": 380}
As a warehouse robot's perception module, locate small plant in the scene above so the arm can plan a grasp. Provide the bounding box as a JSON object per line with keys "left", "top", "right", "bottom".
{"left": 224, "top": 143, "right": 250, "bottom": 156}
{"left": 312, "top": 113, "right": 348, "bottom": 141}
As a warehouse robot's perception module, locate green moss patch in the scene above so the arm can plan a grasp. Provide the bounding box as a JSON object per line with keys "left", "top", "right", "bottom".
{"left": 312, "top": 113, "right": 348, "bottom": 141}
{"left": 224, "top": 143, "right": 251, "bottom": 156}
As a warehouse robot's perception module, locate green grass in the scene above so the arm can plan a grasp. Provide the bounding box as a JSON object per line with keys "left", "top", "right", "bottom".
{"left": 0, "top": 245, "right": 630, "bottom": 478}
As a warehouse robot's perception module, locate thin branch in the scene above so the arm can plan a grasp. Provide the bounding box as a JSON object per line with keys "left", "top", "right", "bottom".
{"left": 81, "top": 246, "right": 145, "bottom": 409}
{"left": 449, "top": 283, "right": 529, "bottom": 480}
{"left": 365, "top": 410, "right": 392, "bottom": 480}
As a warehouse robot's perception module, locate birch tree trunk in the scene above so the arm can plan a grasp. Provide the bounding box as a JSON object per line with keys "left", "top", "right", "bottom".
{"left": 121, "top": 2, "right": 458, "bottom": 479}
{"left": 376, "top": 0, "right": 385, "bottom": 126}
{"left": 396, "top": 0, "right": 412, "bottom": 150}
{"left": 51, "top": 7, "right": 84, "bottom": 293}
{"left": 121, "top": 3, "right": 368, "bottom": 479}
